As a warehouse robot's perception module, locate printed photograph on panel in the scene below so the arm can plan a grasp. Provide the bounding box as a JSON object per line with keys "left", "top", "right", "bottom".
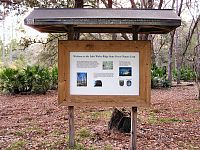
{"left": 77, "top": 72, "right": 87, "bottom": 86}
{"left": 119, "top": 67, "right": 132, "bottom": 76}
{"left": 103, "top": 61, "right": 113, "bottom": 70}
{"left": 94, "top": 80, "right": 102, "bottom": 87}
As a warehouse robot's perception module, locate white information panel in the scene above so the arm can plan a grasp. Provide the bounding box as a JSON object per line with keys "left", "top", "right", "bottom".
{"left": 70, "top": 52, "right": 139, "bottom": 95}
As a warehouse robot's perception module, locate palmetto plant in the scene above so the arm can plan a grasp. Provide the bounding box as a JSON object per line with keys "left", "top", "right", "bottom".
{"left": 0, "top": 68, "right": 21, "bottom": 94}
{"left": 151, "top": 64, "right": 170, "bottom": 88}
{"left": 29, "top": 65, "right": 51, "bottom": 94}
{"left": 50, "top": 66, "right": 58, "bottom": 90}
{"left": 0, "top": 65, "right": 54, "bottom": 94}
{"left": 173, "top": 68, "right": 197, "bottom": 82}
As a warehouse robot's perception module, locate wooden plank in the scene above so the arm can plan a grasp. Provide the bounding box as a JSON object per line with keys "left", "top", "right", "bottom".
{"left": 130, "top": 107, "right": 137, "bottom": 150}
{"left": 58, "top": 41, "right": 67, "bottom": 104}
{"left": 58, "top": 40, "right": 151, "bottom": 107}
{"left": 68, "top": 106, "right": 75, "bottom": 149}
{"left": 146, "top": 42, "right": 152, "bottom": 105}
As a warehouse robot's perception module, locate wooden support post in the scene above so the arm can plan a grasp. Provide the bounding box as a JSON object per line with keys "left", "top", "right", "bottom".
{"left": 131, "top": 26, "right": 138, "bottom": 150}
{"left": 68, "top": 106, "right": 75, "bottom": 149}
{"left": 68, "top": 25, "right": 75, "bottom": 40}
{"left": 68, "top": 25, "right": 75, "bottom": 149}
{"left": 130, "top": 107, "right": 137, "bottom": 150}
{"left": 132, "top": 26, "right": 138, "bottom": 40}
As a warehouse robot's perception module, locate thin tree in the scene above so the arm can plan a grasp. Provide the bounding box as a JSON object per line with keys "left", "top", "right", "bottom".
{"left": 167, "top": 0, "right": 183, "bottom": 84}
{"left": 194, "top": 47, "right": 200, "bottom": 100}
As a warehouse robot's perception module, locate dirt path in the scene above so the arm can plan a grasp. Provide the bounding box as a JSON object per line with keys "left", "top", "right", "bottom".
{"left": 0, "top": 84, "right": 200, "bottom": 150}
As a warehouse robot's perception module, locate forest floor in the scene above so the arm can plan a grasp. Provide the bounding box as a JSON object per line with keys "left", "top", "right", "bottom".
{"left": 0, "top": 83, "right": 200, "bottom": 150}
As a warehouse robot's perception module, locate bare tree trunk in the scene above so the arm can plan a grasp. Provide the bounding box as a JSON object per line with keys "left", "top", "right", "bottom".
{"left": 176, "top": 53, "right": 181, "bottom": 84}
{"left": 195, "top": 45, "right": 200, "bottom": 100}
{"left": 174, "top": 0, "right": 181, "bottom": 84}
{"left": 97, "top": 0, "right": 99, "bottom": 8}
{"left": 148, "top": 34, "right": 156, "bottom": 65}
{"left": 75, "top": 0, "right": 83, "bottom": 8}
{"left": 130, "top": 0, "right": 137, "bottom": 8}
{"left": 101, "top": 0, "right": 109, "bottom": 7}
{"left": 195, "top": 27, "right": 200, "bottom": 100}
{"left": 174, "top": 28, "right": 181, "bottom": 84}
{"left": 74, "top": 0, "right": 83, "bottom": 39}
{"left": 140, "top": 0, "right": 146, "bottom": 8}
{"left": 147, "top": 0, "right": 153, "bottom": 8}
{"left": 180, "top": 14, "right": 200, "bottom": 69}
{"left": 197, "top": 78, "right": 200, "bottom": 100}
{"left": 121, "top": 33, "right": 130, "bottom": 40}
{"left": 108, "top": 0, "right": 112, "bottom": 8}
{"left": 168, "top": 31, "right": 175, "bottom": 83}
{"left": 158, "top": 0, "right": 163, "bottom": 9}
{"left": 167, "top": 0, "right": 183, "bottom": 84}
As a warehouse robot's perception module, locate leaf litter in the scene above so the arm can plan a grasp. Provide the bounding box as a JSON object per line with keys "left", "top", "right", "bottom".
{"left": 0, "top": 84, "right": 200, "bottom": 149}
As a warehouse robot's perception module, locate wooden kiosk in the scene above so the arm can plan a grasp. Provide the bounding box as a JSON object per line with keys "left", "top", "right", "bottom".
{"left": 25, "top": 8, "right": 181, "bottom": 149}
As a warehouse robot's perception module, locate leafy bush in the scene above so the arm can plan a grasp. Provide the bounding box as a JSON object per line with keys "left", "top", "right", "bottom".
{"left": 50, "top": 66, "right": 58, "bottom": 90}
{"left": 0, "top": 65, "right": 57, "bottom": 94}
{"left": 151, "top": 64, "right": 171, "bottom": 88}
{"left": 151, "top": 64, "right": 167, "bottom": 78}
{"left": 0, "top": 68, "right": 22, "bottom": 94}
{"left": 30, "top": 66, "right": 51, "bottom": 94}
{"left": 173, "top": 68, "right": 196, "bottom": 81}
{"left": 151, "top": 77, "right": 170, "bottom": 88}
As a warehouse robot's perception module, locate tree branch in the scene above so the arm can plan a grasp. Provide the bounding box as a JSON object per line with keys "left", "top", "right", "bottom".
{"left": 158, "top": 0, "right": 163, "bottom": 9}
{"left": 121, "top": 33, "right": 130, "bottom": 40}
{"left": 101, "top": 0, "right": 108, "bottom": 8}
{"left": 129, "top": 0, "right": 137, "bottom": 8}
{"left": 178, "top": 0, "right": 183, "bottom": 16}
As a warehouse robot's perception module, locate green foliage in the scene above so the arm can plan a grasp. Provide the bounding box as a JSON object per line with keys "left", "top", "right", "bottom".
{"left": 158, "top": 118, "right": 183, "bottom": 123}
{"left": 104, "top": 144, "right": 112, "bottom": 150}
{"left": 0, "top": 65, "right": 58, "bottom": 94}
{"left": 13, "top": 130, "right": 25, "bottom": 137}
{"left": 173, "top": 68, "right": 197, "bottom": 81}
{"left": 6, "top": 140, "right": 26, "bottom": 150}
{"left": 90, "top": 110, "right": 112, "bottom": 121}
{"left": 148, "top": 112, "right": 157, "bottom": 124}
{"left": 147, "top": 111, "right": 191, "bottom": 124}
{"left": 91, "top": 112, "right": 101, "bottom": 120}
{"left": 50, "top": 66, "right": 58, "bottom": 90}
{"left": 77, "top": 128, "right": 91, "bottom": 139}
{"left": 151, "top": 64, "right": 171, "bottom": 88}
{"left": 151, "top": 64, "right": 167, "bottom": 78}
{"left": 0, "top": 68, "right": 22, "bottom": 94}
{"left": 74, "top": 143, "right": 86, "bottom": 150}
{"left": 30, "top": 66, "right": 51, "bottom": 94}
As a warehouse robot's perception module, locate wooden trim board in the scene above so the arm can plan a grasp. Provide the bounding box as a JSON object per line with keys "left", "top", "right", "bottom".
{"left": 58, "top": 40, "right": 151, "bottom": 107}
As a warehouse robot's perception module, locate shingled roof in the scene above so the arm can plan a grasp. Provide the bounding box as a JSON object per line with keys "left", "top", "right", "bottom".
{"left": 24, "top": 8, "right": 181, "bottom": 34}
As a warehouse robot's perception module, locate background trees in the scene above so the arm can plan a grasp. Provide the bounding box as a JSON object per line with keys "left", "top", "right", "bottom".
{"left": 0, "top": 0, "right": 200, "bottom": 97}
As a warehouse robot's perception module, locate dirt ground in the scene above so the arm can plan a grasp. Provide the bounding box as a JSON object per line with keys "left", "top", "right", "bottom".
{"left": 0, "top": 83, "right": 200, "bottom": 150}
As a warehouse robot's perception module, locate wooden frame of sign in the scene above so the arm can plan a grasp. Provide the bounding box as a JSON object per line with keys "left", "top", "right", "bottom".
{"left": 58, "top": 40, "right": 151, "bottom": 107}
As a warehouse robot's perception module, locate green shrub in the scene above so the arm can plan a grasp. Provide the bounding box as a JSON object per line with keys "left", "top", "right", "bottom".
{"left": 77, "top": 127, "right": 91, "bottom": 139}
{"left": 0, "top": 65, "right": 54, "bottom": 94}
{"left": 30, "top": 66, "right": 51, "bottom": 94}
{"left": 0, "top": 68, "right": 21, "bottom": 94}
{"left": 151, "top": 65, "right": 170, "bottom": 89}
{"left": 151, "top": 64, "right": 167, "bottom": 78}
{"left": 151, "top": 77, "right": 171, "bottom": 89}
{"left": 173, "top": 68, "right": 196, "bottom": 81}
{"left": 6, "top": 140, "right": 27, "bottom": 150}
{"left": 22, "top": 66, "right": 34, "bottom": 92}
{"left": 50, "top": 66, "right": 58, "bottom": 90}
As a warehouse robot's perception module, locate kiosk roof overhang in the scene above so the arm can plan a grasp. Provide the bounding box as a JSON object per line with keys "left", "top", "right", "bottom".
{"left": 24, "top": 8, "right": 181, "bottom": 34}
